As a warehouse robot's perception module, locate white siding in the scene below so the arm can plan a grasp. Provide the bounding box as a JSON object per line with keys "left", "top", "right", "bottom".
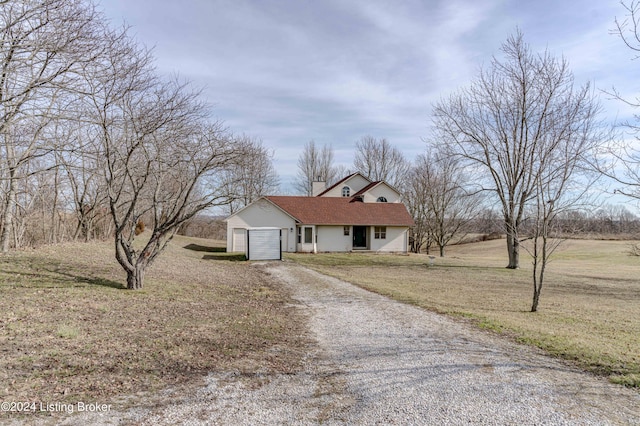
{"left": 280, "top": 228, "right": 288, "bottom": 253}
{"left": 316, "top": 225, "right": 353, "bottom": 252}
{"left": 363, "top": 183, "right": 402, "bottom": 203}
{"left": 369, "top": 227, "right": 408, "bottom": 252}
{"left": 226, "top": 199, "right": 296, "bottom": 252}
{"left": 226, "top": 195, "right": 410, "bottom": 254}
{"left": 321, "top": 174, "right": 371, "bottom": 197}
{"left": 313, "top": 225, "right": 408, "bottom": 252}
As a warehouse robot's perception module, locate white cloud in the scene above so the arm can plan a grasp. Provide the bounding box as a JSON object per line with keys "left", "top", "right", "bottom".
{"left": 99, "top": 0, "right": 640, "bottom": 192}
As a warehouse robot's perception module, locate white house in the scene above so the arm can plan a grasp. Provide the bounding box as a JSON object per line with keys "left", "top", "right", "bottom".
{"left": 226, "top": 173, "right": 414, "bottom": 254}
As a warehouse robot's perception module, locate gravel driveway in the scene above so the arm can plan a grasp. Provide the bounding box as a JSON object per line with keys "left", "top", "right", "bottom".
{"left": 64, "top": 262, "right": 639, "bottom": 425}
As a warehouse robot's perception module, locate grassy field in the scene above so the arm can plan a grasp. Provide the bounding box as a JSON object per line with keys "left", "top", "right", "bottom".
{"left": 286, "top": 238, "right": 640, "bottom": 388}
{"left": 1, "top": 234, "right": 637, "bottom": 422}
{"left": 0, "top": 235, "right": 306, "bottom": 418}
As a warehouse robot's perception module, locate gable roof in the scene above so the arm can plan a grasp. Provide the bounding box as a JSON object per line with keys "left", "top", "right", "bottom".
{"left": 352, "top": 180, "right": 401, "bottom": 198}
{"left": 265, "top": 196, "right": 414, "bottom": 226}
{"left": 316, "top": 172, "right": 369, "bottom": 197}
{"left": 352, "top": 181, "right": 378, "bottom": 196}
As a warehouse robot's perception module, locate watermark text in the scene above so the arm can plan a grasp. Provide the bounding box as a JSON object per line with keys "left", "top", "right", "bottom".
{"left": 1, "top": 401, "right": 112, "bottom": 414}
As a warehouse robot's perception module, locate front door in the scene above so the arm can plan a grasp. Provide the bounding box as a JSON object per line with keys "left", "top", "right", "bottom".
{"left": 353, "top": 226, "right": 367, "bottom": 249}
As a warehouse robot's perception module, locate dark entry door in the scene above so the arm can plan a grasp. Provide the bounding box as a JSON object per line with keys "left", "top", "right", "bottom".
{"left": 353, "top": 226, "right": 367, "bottom": 249}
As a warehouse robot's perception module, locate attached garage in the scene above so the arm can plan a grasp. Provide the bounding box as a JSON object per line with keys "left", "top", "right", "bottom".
{"left": 245, "top": 227, "right": 282, "bottom": 261}
{"left": 224, "top": 173, "right": 414, "bottom": 254}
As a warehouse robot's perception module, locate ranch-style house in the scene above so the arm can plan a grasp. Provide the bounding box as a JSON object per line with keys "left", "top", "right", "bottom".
{"left": 225, "top": 172, "right": 415, "bottom": 254}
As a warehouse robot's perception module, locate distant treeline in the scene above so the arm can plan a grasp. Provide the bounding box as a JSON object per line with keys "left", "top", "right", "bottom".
{"left": 469, "top": 206, "right": 640, "bottom": 238}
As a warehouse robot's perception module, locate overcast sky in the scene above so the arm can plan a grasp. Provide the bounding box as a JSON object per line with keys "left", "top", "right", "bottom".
{"left": 99, "top": 0, "right": 638, "bottom": 193}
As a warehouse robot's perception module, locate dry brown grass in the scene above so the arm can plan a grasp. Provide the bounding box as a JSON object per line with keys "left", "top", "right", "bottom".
{"left": 287, "top": 238, "right": 640, "bottom": 388}
{"left": 0, "top": 235, "right": 307, "bottom": 419}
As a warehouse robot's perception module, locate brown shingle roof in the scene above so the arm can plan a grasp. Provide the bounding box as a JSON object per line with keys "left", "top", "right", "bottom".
{"left": 265, "top": 196, "right": 414, "bottom": 226}
{"left": 352, "top": 181, "right": 380, "bottom": 197}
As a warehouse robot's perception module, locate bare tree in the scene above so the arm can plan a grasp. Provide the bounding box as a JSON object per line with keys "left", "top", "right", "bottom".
{"left": 598, "top": 137, "right": 640, "bottom": 203}
{"left": 353, "top": 136, "right": 409, "bottom": 188}
{"left": 294, "top": 140, "right": 337, "bottom": 195}
{"left": 20, "top": 163, "right": 65, "bottom": 246}
{"left": 81, "top": 25, "right": 240, "bottom": 290}
{"left": 221, "top": 134, "right": 279, "bottom": 214}
{"left": 433, "top": 31, "right": 603, "bottom": 269}
{"left": 418, "top": 149, "right": 480, "bottom": 257}
{"left": 524, "top": 134, "right": 598, "bottom": 311}
{"left": 613, "top": 0, "right": 640, "bottom": 57}
{"left": 103, "top": 84, "right": 237, "bottom": 290}
{"left": 600, "top": 1, "right": 640, "bottom": 202}
{"left": 472, "top": 208, "right": 503, "bottom": 235}
{"left": 0, "top": 0, "right": 102, "bottom": 252}
{"left": 527, "top": 179, "right": 561, "bottom": 312}
{"left": 55, "top": 124, "right": 110, "bottom": 242}
{"left": 402, "top": 148, "right": 479, "bottom": 256}
{"left": 402, "top": 160, "right": 431, "bottom": 254}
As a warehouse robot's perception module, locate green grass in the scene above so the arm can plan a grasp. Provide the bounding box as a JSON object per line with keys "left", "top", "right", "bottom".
{"left": 286, "top": 238, "right": 640, "bottom": 388}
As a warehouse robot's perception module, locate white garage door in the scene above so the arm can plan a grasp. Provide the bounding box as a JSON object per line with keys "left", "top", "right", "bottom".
{"left": 246, "top": 228, "right": 281, "bottom": 260}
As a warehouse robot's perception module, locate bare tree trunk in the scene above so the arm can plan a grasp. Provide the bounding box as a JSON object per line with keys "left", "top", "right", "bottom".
{"left": 531, "top": 279, "right": 540, "bottom": 311}
{"left": 506, "top": 233, "right": 520, "bottom": 269}
{"left": 42, "top": 193, "right": 48, "bottom": 244}
{"left": 531, "top": 233, "right": 549, "bottom": 312}
{"left": 51, "top": 168, "right": 60, "bottom": 244}
{"left": 531, "top": 275, "right": 541, "bottom": 312}
{"left": 126, "top": 263, "right": 145, "bottom": 290}
{"left": 0, "top": 174, "right": 16, "bottom": 253}
{"left": 114, "top": 237, "right": 140, "bottom": 289}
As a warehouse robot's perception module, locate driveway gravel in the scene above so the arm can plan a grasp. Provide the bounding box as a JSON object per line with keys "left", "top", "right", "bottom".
{"left": 60, "top": 262, "right": 639, "bottom": 425}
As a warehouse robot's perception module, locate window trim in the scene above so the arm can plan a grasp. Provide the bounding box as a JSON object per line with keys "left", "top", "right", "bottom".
{"left": 343, "top": 226, "right": 350, "bottom": 236}
{"left": 374, "top": 226, "right": 387, "bottom": 239}
{"left": 341, "top": 186, "right": 351, "bottom": 197}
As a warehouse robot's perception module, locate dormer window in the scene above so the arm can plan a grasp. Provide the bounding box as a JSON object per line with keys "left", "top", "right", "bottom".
{"left": 341, "top": 186, "right": 351, "bottom": 197}
{"left": 377, "top": 196, "right": 387, "bottom": 202}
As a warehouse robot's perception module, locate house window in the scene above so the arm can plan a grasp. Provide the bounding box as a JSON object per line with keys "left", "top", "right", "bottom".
{"left": 374, "top": 226, "right": 386, "bottom": 239}
{"left": 377, "top": 196, "right": 387, "bottom": 202}
{"left": 341, "top": 186, "right": 350, "bottom": 197}
{"left": 304, "top": 227, "right": 313, "bottom": 244}
{"left": 297, "top": 227, "right": 301, "bottom": 243}
{"left": 343, "top": 226, "right": 350, "bottom": 236}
